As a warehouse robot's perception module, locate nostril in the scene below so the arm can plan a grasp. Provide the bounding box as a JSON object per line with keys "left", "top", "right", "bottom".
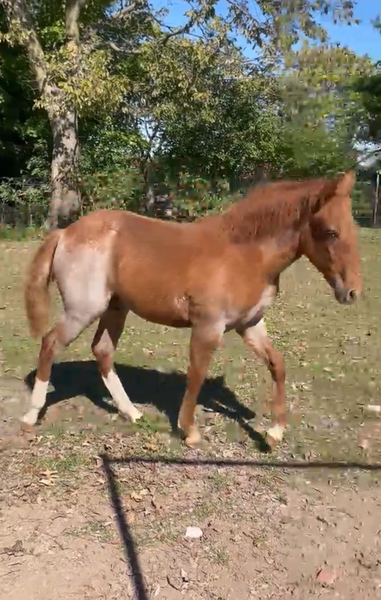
{"left": 348, "top": 289, "right": 358, "bottom": 302}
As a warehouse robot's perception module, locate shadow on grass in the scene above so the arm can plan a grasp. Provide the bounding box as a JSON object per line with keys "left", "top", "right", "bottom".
{"left": 25, "top": 360, "right": 270, "bottom": 451}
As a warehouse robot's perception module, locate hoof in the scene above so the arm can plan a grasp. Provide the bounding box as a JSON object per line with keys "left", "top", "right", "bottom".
{"left": 118, "top": 410, "right": 143, "bottom": 423}
{"left": 265, "top": 424, "right": 284, "bottom": 449}
{"left": 21, "top": 421, "right": 34, "bottom": 433}
{"left": 265, "top": 433, "right": 277, "bottom": 449}
{"left": 184, "top": 426, "right": 202, "bottom": 448}
{"left": 131, "top": 411, "right": 143, "bottom": 423}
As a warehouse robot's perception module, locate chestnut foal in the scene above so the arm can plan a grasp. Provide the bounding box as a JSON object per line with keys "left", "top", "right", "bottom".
{"left": 23, "top": 171, "right": 362, "bottom": 448}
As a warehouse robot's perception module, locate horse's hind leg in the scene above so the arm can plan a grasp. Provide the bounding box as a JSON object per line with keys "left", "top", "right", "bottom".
{"left": 22, "top": 311, "right": 94, "bottom": 428}
{"left": 237, "top": 318, "right": 286, "bottom": 448}
{"left": 91, "top": 298, "right": 142, "bottom": 422}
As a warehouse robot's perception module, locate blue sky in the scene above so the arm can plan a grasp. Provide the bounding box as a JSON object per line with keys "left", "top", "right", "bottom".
{"left": 154, "top": 0, "right": 380, "bottom": 61}
{"left": 322, "top": 3, "right": 380, "bottom": 61}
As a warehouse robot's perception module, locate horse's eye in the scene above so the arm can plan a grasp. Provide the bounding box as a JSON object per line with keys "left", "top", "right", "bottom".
{"left": 325, "top": 229, "right": 339, "bottom": 239}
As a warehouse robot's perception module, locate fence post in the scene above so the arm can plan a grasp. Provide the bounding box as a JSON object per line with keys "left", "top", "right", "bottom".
{"left": 372, "top": 170, "right": 380, "bottom": 227}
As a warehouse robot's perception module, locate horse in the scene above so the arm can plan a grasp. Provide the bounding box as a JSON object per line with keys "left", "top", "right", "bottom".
{"left": 23, "top": 171, "right": 362, "bottom": 448}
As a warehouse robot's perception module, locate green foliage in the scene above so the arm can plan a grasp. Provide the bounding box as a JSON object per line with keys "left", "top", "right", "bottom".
{"left": 282, "top": 45, "right": 372, "bottom": 128}
{"left": 79, "top": 167, "right": 145, "bottom": 212}
{"left": 156, "top": 64, "right": 281, "bottom": 179}
{"left": 168, "top": 174, "right": 234, "bottom": 218}
{"left": 0, "top": 223, "right": 40, "bottom": 239}
{"left": 279, "top": 44, "right": 375, "bottom": 177}
{"left": 79, "top": 169, "right": 238, "bottom": 220}
{"left": 0, "top": 0, "right": 378, "bottom": 224}
{"left": 79, "top": 123, "right": 144, "bottom": 173}
{"left": 355, "top": 70, "right": 381, "bottom": 143}
{"left": 0, "top": 177, "right": 50, "bottom": 206}
{"left": 0, "top": 30, "right": 50, "bottom": 178}
{"left": 279, "top": 123, "right": 357, "bottom": 178}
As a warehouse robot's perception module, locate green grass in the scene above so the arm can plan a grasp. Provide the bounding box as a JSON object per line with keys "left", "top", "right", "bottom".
{"left": 1, "top": 228, "right": 381, "bottom": 466}
{"left": 36, "top": 452, "right": 91, "bottom": 476}
{"left": 67, "top": 521, "right": 114, "bottom": 543}
{"left": 205, "top": 542, "right": 230, "bottom": 566}
{"left": 0, "top": 226, "right": 41, "bottom": 241}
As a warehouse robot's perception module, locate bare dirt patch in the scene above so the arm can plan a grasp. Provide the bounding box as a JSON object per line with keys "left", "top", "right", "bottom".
{"left": 0, "top": 446, "right": 380, "bottom": 600}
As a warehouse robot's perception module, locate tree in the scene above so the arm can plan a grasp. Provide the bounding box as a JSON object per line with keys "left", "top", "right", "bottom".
{"left": 156, "top": 55, "right": 281, "bottom": 181}
{"left": 0, "top": 37, "right": 48, "bottom": 179}
{"left": 113, "top": 35, "right": 281, "bottom": 183}
{"left": 88, "top": 0, "right": 359, "bottom": 184}
{"left": 279, "top": 44, "right": 374, "bottom": 176}
{"left": 0, "top": 0, "right": 127, "bottom": 226}
{"left": 0, "top": 0, "right": 360, "bottom": 225}
{"left": 355, "top": 14, "right": 381, "bottom": 148}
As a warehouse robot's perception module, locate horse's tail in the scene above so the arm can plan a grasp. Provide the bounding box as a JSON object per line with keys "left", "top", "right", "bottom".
{"left": 25, "top": 230, "right": 61, "bottom": 338}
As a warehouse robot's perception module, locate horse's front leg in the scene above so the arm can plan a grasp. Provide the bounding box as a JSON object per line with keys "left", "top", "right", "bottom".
{"left": 178, "top": 323, "right": 223, "bottom": 447}
{"left": 237, "top": 318, "right": 286, "bottom": 448}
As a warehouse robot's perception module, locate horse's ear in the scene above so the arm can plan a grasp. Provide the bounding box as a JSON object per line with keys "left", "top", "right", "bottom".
{"left": 336, "top": 171, "right": 356, "bottom": 196}
{"left": 317, "top": 171, "right": 356, "bottom": 212}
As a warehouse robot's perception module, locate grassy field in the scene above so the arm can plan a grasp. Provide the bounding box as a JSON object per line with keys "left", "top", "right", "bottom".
{"left": 1, "top": 229, "right": 381, "bottom": 463}
{"left": 1, "top": 228, "right": 381, "bottom": 599}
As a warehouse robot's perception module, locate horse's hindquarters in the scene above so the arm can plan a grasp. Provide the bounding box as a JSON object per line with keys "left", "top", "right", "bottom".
{"left": 53, "top": 239, "right": 112, "bottom": 321}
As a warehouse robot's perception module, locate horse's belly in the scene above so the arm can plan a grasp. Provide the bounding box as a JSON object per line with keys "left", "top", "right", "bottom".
{"left": 133, "top": 308, "right": 191, "bottom": 328}
{"left": 124, "top": 293, "right": 192, "bottom": 328}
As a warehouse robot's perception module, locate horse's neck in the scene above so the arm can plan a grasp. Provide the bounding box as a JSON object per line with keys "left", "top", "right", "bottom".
{"left": 199, "top": 213, "right": 303, "bottom": 279}
{"left": 256, "top": 229, "right": 302, "bottom": 281}
{"left": 218, "top": 187, "right": 310, "bottom": 243}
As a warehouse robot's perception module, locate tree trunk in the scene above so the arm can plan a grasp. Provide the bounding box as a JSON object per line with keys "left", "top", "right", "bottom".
{"left": 47, "top": 107, "right": 80, "bottom": 229}
{"left": 2, "top": 0, "right": 85, "bottom": 230}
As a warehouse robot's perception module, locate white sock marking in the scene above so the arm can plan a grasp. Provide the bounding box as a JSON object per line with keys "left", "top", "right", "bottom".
{"left": 102, "top": 370, "right": 142, "bottom": 422}
{"left": 22, "top": 378, "right": 49, "bottom": 425}
{"left": 267, "top": 424, "right": 285, "bottom": 442}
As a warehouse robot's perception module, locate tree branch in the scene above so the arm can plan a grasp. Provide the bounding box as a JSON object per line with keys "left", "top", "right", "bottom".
{"left": 110, "top": 2, "right": 138, "bottom": 21}
{"left": 1, "top": 0, "right": 48, "bottom": 95}
{"left": 66, "top": 0, "right": 87, "bottom": 43}
{"left": 161, "top": 22, "right": 194, "bottom": 45}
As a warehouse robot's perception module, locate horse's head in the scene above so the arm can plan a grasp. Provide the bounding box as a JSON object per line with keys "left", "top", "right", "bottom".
{"left": 300, "top": 171, "right": 362, "bottom": 304}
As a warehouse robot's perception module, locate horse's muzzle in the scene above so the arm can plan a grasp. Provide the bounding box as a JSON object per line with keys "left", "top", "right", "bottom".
{"left": 335, "top": 286, "right": 362, "bottom": 305}
{"left": 329, "top": 275, "right": 362, "bottom": 305}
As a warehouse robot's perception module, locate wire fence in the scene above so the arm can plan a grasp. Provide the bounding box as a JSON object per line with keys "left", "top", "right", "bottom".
{"left": 0, "top": 175, "right": 377, "bottom": 230}
{"left": 0, "top": 177, "right": 49, "bottom": 228}
{"left": 0, "top": 202, "right": 48, "bottom": 228}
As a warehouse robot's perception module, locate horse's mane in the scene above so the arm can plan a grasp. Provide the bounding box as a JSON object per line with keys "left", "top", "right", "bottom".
{"left": 219, "top": 177, "right": 332, "bottom": 243}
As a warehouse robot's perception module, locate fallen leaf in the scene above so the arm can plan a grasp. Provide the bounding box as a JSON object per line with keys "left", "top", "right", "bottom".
{"left": 152, "top": 498, "right": 162, "bottom": 510}
{"left": 126, "top": 512, "right": 135, "bottom": 525}
{"left": 143, "top": 348, "right": 154, "bottom": 356}
{"left": 40, "top": 469, "right": 58, "bottom": 478}
{"left": 358, "top": 437, "right": 370, "bottom": 451}
{"left": 2, "top": 540, "right": 24, "bottom": 555}
{"left": 167, "top": 575, "right": 182, "bottom": 591}
{"left": 144, "top": 443, "right": 159, "bottom": 452}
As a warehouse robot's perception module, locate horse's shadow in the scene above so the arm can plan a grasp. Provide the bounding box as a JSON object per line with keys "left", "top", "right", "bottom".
{"left": 24, "top": 360, "right": 269, "bottom": 450}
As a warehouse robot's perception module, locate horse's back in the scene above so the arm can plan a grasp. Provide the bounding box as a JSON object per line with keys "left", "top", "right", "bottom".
{"left": 54, "top": 209, "right": 216, "bottom": 326}
{"left": 111, "top": 211, "right": 209, "bottom": 322}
